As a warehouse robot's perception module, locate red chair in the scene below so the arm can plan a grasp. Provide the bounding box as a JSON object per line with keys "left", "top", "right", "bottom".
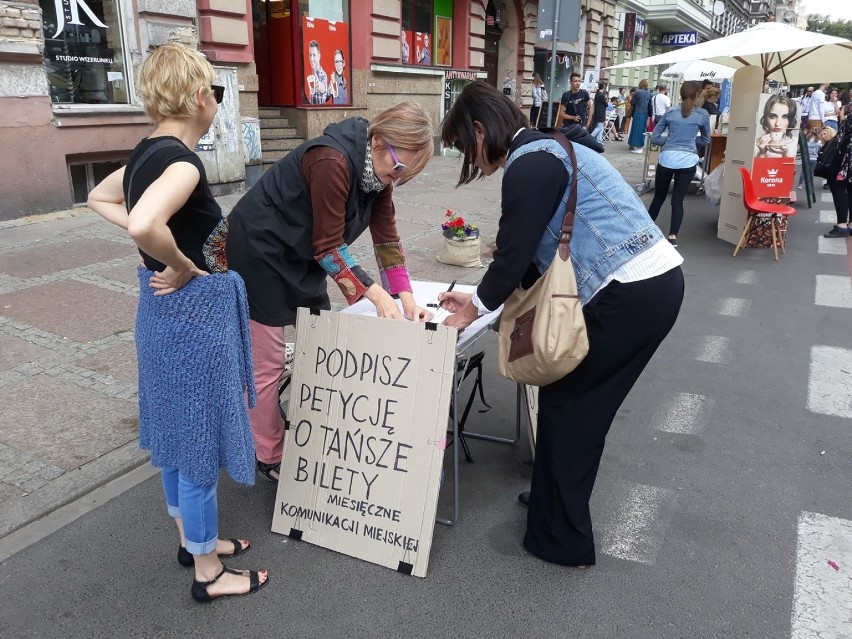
{"left": 733, "top": 167, "right": 797, "bottom": 261}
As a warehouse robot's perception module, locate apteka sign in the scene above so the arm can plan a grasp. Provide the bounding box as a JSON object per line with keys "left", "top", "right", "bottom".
{"left": 660, "top": 31, "right": 697, "bottom": 47}
{"left": 271, "top": 309, "right": 456, "bottom": 577}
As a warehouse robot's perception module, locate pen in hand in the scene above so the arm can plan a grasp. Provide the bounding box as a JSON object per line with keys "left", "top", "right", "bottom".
{"left": 438, "top": 279, "right": 456, "bottom": 309}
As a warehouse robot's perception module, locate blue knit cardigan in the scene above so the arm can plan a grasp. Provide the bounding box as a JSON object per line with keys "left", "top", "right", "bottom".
{"left": 135, "top": 268, "right": 257, "bottom": 487}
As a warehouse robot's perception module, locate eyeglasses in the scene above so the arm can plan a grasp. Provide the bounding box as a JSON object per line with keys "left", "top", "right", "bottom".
{"left": 210, "top": 85, "right": 225, "bottom": 104}
{"left": 334, "top": 58, "right": 344, "bottom": 65}
{"left": 386, "top": 142, "right": 407, "bottom": 172}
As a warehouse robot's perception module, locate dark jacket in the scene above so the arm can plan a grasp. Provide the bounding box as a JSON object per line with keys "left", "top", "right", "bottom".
{"left": 226, "top": 117, "right": 383, "bottom": 326}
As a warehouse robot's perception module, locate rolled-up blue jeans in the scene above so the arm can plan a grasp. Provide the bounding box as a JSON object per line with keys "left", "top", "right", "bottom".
{"left": 161, "top": 467, "right": 218, "bottom": 555}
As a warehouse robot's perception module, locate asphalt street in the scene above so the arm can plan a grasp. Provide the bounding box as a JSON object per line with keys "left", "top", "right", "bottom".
{"left": 0, "top": 141, "right": 850, "bottom": 638}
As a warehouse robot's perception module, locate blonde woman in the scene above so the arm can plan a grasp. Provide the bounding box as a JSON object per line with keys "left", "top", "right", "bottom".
{"left": 87, "top": 43, "right": 269, "bottom": 603}
{"left": 226, "top": 103, "right": 435, "bottom": 484}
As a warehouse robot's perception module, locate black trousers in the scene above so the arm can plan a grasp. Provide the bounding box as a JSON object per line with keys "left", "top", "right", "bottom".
{"left": 524, "top": 266, "right": 685, "bottom": 566}
{"left": 648, "top": 164, "right": 697, "bottom": 236}
{"left": 828, "top": 178, "right": 852, "bottom": 224}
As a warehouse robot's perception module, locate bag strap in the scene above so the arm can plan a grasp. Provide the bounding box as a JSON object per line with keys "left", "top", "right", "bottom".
{"left": 540, "top": 129, "right": 578, "bottom": 262}
{"left": 126, "top": 137, "right": 185, "bottom": 204}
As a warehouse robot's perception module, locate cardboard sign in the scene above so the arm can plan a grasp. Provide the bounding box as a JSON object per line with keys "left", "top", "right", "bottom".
{"left": 752, "top": 158, "right": 795, "bottom": 198}
{"left": 271, "top": 309, "right": 456, "bottom": 577}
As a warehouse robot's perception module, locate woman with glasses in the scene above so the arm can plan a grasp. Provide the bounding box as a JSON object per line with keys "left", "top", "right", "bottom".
{"left": 87, "top": 43, "right": 269, "bottom": 602}
{"left": 226, "top": 102, "right": 435, "bottom": 484}
{"left": 331, "top": 49, "right": 348, "bottom": 105}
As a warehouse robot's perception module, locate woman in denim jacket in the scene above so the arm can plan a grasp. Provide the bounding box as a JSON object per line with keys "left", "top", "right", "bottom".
{"left": 438, "top": 81, "right": 685, "bottom": 567}
{"left": 647, "top": 81, "right": 711, "bottom": 248}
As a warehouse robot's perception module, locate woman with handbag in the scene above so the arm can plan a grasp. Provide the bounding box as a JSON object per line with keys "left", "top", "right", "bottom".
{"left": 438, "top": 81, "right": 684, "bottom": 567}
{"left": 822, "top": 120, "right": 852, "bottom": 237}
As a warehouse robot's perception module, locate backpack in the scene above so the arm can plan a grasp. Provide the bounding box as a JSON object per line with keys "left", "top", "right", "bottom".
{"left": 814, "top": 136, "right": 841, "bottom": 179}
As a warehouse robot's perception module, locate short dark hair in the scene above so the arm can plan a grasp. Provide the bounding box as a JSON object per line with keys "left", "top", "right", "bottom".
{"left": 441, "top": 80, "right": 529, "bottom": 186}
{"left": 570, "top": 72, "right": 581, "bottom": 81}
{"left": 309, "top": 40, "right": 320, "bottom": 50}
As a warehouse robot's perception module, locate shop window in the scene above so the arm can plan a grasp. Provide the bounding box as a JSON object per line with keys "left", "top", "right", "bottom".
{"left": 40, "top": 0, "right": 131, "bottom": 105}
{"left": 69, "top": 159, "right": 124, "bottom": 204}
{"left": 298, "top": 0, "right": 351, "bottom": 106}
{"left": 400, "top": 0, "right": 429, "bottom": 65}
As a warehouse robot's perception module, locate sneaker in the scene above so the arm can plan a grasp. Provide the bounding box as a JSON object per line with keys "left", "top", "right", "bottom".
{"left": 823, "top": 225, "right": 851, "bottom": 238}
{"left": 630, "top": 148, "right": 644, "bottom": 154}
{"left": 667, "top": 237, "right": 678, "bottom": 248}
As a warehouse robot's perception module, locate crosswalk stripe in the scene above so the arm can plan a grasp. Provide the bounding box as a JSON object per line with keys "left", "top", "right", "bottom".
{"left": 817, "top": 237, "right": 848, "bottom": 255}
{"left": 791, "top": 511, "right": 852, "bottom": 639}
{"left": 807, "top": 346, "right": 852, "bottom": 418}
{"left": 734, "top": 269, "right": 758, "bottom": 284}
{"left": 819, "top": 209, "right": 836, "bottom": 224}
{"left": 717, "top": 297, "right": 751, "bottom": 316}
{"left": 815, "top": 275, "right": 852, "bottom": 308}
{"left": 820, "top": 191, "right": 833, "bottom": 204}
{"left": 653, "top": 392, "right": 714, "bottom": 434}
{"left": 598, "top": 483, "right": 675, "bottom": 565}
{"left": 694, "top": 335, "right": 730, "bottom": 363}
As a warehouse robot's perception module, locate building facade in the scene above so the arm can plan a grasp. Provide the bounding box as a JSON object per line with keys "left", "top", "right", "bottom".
{"left": 0, "top": 0, "right": 618, "bottom": 220}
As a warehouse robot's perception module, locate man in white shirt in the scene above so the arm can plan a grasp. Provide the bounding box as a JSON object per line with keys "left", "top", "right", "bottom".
{"left": 799, "top": 86, "right": 814, "bottom": 129}
{"left": 808, "top": 83, "right": 828, "bottom": 133}
{"left": 651, "top": 85, "right": 671, "bottom": 125}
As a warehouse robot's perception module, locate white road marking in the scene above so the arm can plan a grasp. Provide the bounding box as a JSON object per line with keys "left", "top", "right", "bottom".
{"left": 791, "top": 511, "right": 852, "bottom": 639}
{"left": 735, "top": 269, "right": 758, "bottom": 284}
{"left": 819, "top": 209, "right": 836, "bottom": 224}
{"left": 807, "top": 346, "right": 852, "bottom": 418}
{"left": 653, "top": 392, "right": 714, "bottom": 434}
{"left": 695, "top": 335, "right": 730, "bottom": 363}
{"left": 717, "top": 297, "right": 751, "bottom": 316}
{"left": 598, "top": 483, "right": 674, "bottom": 565}
{"left": 820, "top": 191, "right": 833, "bottom": 204}
{"left": 815, "top": 275, "right": 852, "bottom": 309}
{"left": 817, "top": 237, "right": 848, "bottom": 255}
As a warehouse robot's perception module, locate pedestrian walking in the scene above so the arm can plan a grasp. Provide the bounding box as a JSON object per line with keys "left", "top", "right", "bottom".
{"left": 225, "top": 103, "right": 435, "bottom": 485}
{"left": 650, "top": 85, "right": 671, "bottom": 125}
{"left": 627, "top": 79, "right": 651, "bottom": 153}
{"left": 646, "top": 81, "right": 711, "bottom": 248}
{"left": 86, "top": 43, "right": 269, "bottom": 603}
{"left": 823, "top": 119, "right": 852, "bottom": 237}
{"left": 590, "top": 80, "right": 609, "bottom": 143}
{"left": 530, "top": 72, "right": 548, "bottom": 128}
{"left": 438, "top": 80, "right": 684, "bottom": 568}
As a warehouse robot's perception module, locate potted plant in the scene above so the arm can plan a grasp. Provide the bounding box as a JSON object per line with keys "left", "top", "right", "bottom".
{"left": 437, "top": 209, "right": 482, "bottom": 267}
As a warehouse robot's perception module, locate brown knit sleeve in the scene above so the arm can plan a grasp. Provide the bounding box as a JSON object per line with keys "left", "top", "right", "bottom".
{"left": 303, "top": 146, "right": 351, "bottom": 256}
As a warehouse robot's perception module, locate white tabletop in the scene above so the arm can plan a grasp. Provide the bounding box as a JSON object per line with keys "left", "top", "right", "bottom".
{"left": 342, "top": 280, "right": 502, "bottom": 354}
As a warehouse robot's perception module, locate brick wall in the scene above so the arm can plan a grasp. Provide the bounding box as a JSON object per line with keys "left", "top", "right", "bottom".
{"left": 0, "top": 1, "right": 43, "bottom": 49}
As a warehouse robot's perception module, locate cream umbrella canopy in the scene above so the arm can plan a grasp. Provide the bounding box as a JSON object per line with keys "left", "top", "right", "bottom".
{"left": 606, "top": 22, "right": 852, "bottom": 84}
{"left": 659, "top": 60, "right": 736, "bottom": 82}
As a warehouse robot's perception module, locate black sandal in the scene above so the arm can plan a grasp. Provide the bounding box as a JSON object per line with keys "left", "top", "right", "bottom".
{"left": 256, "top": 459, "right": 280, "bottom": 484}
{"left": 178, "top": 539, "right": 251, "bottom": 567}
{"left": 191, "top": 565, "right": 269, "bottom": 603}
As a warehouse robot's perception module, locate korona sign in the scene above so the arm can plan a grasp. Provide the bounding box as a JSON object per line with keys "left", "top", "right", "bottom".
{"left": 271, "top": 308, "right": 456, "bottom": 577}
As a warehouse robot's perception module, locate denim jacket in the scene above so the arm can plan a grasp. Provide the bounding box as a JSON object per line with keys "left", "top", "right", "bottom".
{"left": 504, "top": 137, "right": 665, "bottom": 304}
{"left": 651, "top": 106, "right": 710, "bottom": 153}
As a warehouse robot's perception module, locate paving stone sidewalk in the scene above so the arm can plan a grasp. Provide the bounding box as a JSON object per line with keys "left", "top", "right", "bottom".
{"left": 0, "top": 144, "right": 651, "bottom": 539}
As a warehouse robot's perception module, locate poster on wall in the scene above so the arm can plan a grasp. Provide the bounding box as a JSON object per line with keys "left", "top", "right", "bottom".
{"left": 753, "top": 92, "right": 799, "bottom": 200}
{"left": 414, "top": 32, "right": 431, "bottom": 65}
{"left": 401, "top": 29, "right": 414, "bottom": 64}
{"left": 270, "top": 309, "right": 456, "bottom": 577}
{"left": 435, "top": 17, "right": 451, "bottom": 66}
{"left": 303, "top": 16, "right": 350, "bottom": 106}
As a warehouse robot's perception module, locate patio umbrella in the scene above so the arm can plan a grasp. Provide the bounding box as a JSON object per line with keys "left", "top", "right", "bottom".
{"left": 659, "top": 60, "right": 735, "bottom": 82}
{"left": 606, "top": 22, "right": 852, "bottom": 84}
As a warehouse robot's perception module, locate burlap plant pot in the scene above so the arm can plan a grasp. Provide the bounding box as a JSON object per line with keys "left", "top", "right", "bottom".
{"left": 437, "top": 235, "right": 482, "bottom": 268}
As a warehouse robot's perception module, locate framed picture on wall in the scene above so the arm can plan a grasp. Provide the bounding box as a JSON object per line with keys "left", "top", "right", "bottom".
{"left": 435, "top": 16, "right": 451, "bottom": 67}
